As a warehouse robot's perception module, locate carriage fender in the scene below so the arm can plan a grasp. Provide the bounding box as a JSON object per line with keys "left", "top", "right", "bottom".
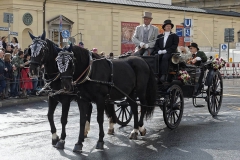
{"left": 204, "top": 69, "right": 215, "bottom": 86}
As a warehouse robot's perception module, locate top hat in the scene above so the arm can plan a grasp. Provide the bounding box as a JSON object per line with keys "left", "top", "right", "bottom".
{"left": 142, "top": 12, "right": 153, "bottom": 19}
{"left": 188, "top": 43, "right": 199, "bottom": 51}
{"left": 162, "top": 19, "right": 174, "bottom": 29}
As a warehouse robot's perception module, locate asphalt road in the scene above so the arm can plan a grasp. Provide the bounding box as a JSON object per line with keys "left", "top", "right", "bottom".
{"left": 1, "top": 79, "right": 240, "bottom": 160}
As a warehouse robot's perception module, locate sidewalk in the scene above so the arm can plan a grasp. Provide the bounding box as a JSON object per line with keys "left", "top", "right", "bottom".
{"left": 0, "top": 96, "right": 48, "bottom": 108}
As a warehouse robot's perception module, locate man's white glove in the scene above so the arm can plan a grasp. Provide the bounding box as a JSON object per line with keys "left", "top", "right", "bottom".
{"left": 140, "top": 42, "right": 145, "bottom": 48}
{"left": 158, "top": 50, "right": 163, "bottom": 54}
{"left": 158, "top": 50, "right": 167, "bottom": 54}
{"left": 196, "top": 57, "right": 202, "bottom": 61}
{"left": 145, "top": 44, "right": 149, "bottom": 49}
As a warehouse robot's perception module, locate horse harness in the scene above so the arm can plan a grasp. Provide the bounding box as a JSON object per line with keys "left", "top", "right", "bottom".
{"left": 71, "top": 54, "right": 155, "bottom": 108}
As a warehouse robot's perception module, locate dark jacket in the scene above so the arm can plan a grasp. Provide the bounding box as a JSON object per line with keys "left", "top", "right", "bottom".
{"left": 154, "top": 32, "right": 179, "bottom": 54}
{"left": 0, "top": 59, "right": 5, "bottom": 80}
{"left": 4, "top": 61, "right": 13, "bottom": 80}
{"left": 194, "top": 51, "right": 207, "bottom": 66}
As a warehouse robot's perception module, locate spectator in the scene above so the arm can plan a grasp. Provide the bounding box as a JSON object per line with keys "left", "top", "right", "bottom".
{"left": 10, "top": 51, "right": 26, "bottom": 98}
{"left": 0, "top": 50, "right": 6, "bottom": 99}
{"left": 108, "top": 52, "right": 114, "bottom": 59}
{"left": 92, "top": 48, "right": 98, "bottom": 54}
{"left": 100, "top": 51, "right": 105, "bottom": 58}
{"left": 12, "top": 46, "right": 19, "bottom": 58}
{"left": 5, "top": 45, "right": 13, "bottom": 54}
{"left": 79, "top": 42, "right": 84, "bottom": 48}
{"left": 20, "top": 53, "right": 32, "bottom": 97}
{"left": 1, "top": 36, "right": 8, "bottom": 49}
{"left": 3, "top": 53, "right": 12, "bottom": 99}
{"left": 10, "top": 37, "right": 20, "bottom": 49}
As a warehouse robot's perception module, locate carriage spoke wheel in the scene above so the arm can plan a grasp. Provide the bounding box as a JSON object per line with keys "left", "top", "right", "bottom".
{"left": 207, "top": 71, "right": 223, "bottom": 116}
{"left": 114, "top": 101, "right": 132, "bottom": 126}
{"left": 163, "top": 85, "right": 184, "bottom": 129}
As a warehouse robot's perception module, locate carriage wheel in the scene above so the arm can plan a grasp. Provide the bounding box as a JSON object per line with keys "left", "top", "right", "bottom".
{"left": 207, "top": 71, "right": 223, "bottom": 116}
{"left": 163, "top": 85, "right": 184, "bottom": 129}
{"left": 114, "top": 101, "right": 132, "bottom": 126}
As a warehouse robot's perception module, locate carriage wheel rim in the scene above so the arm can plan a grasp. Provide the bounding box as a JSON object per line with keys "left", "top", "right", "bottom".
{"left": 208, "top": 72, "right": 223, "bottom": 115}
{"left": 164, "top": 87, "right": 184, "bottom": 127}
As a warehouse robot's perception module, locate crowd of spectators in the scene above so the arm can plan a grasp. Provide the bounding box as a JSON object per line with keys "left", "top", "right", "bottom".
{"left": 0, "top": 36, "right": 41, "bottom": 100}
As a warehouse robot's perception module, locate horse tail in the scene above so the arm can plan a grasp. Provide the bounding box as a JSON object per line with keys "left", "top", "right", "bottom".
{"left": 145, "top": 64, "right": 157, "bottom": 119}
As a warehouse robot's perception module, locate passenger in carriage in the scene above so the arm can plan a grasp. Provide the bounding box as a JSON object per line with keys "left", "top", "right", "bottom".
{"left": 187, "top": 43, "right": 207, "bottom": 66}
{"left": 132, "top": 12, "right": 159, "bottom": 56}
{"left": 154, "top": 19, "right": 179, "bottom": 82}
{"left": 179, "top": 46, "right": 192, "bottom": 63}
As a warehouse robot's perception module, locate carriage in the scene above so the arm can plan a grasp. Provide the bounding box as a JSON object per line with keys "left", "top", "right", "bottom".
{"left": 114, "top": 53, "right": 223, "bottom": 129}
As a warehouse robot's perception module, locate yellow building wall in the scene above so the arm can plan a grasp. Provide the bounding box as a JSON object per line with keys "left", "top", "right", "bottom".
{"left": 0, "top": 0, "right": 240, "bottom": 54}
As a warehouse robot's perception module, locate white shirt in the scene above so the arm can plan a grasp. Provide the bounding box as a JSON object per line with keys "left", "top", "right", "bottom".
{"left": 10, "top": 43, "right": 20, "bottom": 49}
{"left": 163, "top": 31, "right": 170, "bottom": 47}
{"left": 143, "top": 24, "right": 150, "bottom": 30}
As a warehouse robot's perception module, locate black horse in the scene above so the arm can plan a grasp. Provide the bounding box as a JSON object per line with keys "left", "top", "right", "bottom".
{"left": 28, "top": 31, "right": 93, "bottom": 150}
{"left": 56, "top": 45, "right": 157, "bottom": 151}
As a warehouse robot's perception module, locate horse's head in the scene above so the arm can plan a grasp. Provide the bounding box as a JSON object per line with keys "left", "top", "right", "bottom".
{"left": 56, "top": 44, "right": 75, "bottom": 91}
{"left": 28, "top": 31, "right": 47, "bottom": 76}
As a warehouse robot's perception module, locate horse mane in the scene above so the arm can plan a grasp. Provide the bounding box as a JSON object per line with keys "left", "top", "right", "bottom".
{"left": 46, "top": 39, "right": 58, "bottom": 55}
{"left": 44, "top": 39, "right": 58, "bottom": 72}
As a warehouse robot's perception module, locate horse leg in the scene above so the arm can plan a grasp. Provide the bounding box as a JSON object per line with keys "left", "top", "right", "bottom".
{"left": 47, "top": 96, "right": 59, "bottom": 145}
{"left": 95, "top": 101, "right": 105, "bottom": 149}
{"left": 138, "top": 105, "right": 147, "bottom": 136}
{"left": 127, "top": 95, "right": 139, "bottom": 140}
{"left": 105, "top": 103, "right": 116, "bottom": 135}
{"left": 84, "top": 103, "right": 92, "bottom": 138}
{"left": 55, "top": 98, "right": 71, "bottom": 149}
{"left": 73, "top": 98, "right": 89, "bottom": 153}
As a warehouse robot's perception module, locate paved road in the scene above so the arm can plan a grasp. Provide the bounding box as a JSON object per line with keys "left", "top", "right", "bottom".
{"left": 1, "top": 79, "right": 240, "bottom": 160}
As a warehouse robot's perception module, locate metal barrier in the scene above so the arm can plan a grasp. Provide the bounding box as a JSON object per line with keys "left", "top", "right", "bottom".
{"left": 2, "top": 69, "right": 45, "bottom": 99}
{"left": 220, "top": 62, "right": 240, "bottom": 79}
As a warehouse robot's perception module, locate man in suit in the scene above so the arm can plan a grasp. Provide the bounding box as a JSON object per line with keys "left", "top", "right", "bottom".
{"left": 188, "top": 42, "right": 207, "bottom": 66}
{"left": 154, "top": 20, "right": 179, "bottom": 82}
{"left": 132, "top": 12, "right": 159, "bottom": 56}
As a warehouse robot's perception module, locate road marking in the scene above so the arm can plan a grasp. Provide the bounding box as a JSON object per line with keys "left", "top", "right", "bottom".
{"left": 223, "top": 94, "right": 240, "bottom": 97}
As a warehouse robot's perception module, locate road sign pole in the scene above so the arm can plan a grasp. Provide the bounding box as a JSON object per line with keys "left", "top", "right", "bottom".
{"left": 8, "top": 14, "right": 10, "bottom": 43}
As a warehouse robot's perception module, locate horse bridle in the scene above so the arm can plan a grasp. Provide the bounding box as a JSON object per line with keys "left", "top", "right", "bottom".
{"left": 57, "top": 51, "right": 75, "bottom": 80}
{"left": 29, "top": 39, "right": 48, "bottom": 66}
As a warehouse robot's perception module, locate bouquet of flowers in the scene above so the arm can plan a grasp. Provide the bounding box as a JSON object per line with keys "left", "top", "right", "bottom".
{"left": 178, "top": 70, "right": 190, "bottom": 84}
{"left": 212, "top": 57, "right": 226, "bottom": 70}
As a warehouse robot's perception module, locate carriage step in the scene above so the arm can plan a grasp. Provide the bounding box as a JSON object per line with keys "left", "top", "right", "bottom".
{"left": 194, "top": 105, "right": 205, "bottom": 108}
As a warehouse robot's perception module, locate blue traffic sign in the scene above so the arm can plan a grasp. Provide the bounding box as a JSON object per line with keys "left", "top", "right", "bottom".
{"left": 184, "top": 19, "right": 192, "bottom": 28}
{"left": 185, "top": 28, "right": 191, "bottom": 37}
{"left": 221, "top": 44, "right": 227, "bottom": 51}
{"left": 176, "top": 28, "right": 183, "bottom": 37}
{"left": 61, "top": 30, "right": 70, "bottom": 38}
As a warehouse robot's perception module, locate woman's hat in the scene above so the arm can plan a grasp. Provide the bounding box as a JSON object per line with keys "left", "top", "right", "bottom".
{"left": 162, "top": 19, "right": 174, "bottom": 29}
{"left": 188, "top": 43, "right": 199, "bottom": 51}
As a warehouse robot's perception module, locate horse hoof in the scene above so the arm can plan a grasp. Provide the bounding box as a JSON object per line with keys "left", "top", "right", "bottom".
{"left": 73, "top": 144, "right": 83, "bottom": 153}
{"left": 96, "top": 141, "right": 104, "bottom": 149}
{"left": 140, "top": 128, "right": 147, "bottom": 136}
{"left": 54, "top": 140, "right": 65, "bottom": 149}
{"left": 52, "top": 136, "right": 59, "bottom": 145}
{"left": 129, "top": 132, "right": 138, "bottom": 140}
{"left": 107, "top": 128, "right": 114, "bottom": 135}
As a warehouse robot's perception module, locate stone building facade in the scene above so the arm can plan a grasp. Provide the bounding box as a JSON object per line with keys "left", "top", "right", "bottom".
{"left": 0, "top": 0, "right": 240, "bottom": 54}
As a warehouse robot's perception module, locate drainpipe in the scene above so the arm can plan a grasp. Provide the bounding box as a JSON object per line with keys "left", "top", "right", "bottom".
{"left": 43, "top": 0, "right": 47, "bottom": 31}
